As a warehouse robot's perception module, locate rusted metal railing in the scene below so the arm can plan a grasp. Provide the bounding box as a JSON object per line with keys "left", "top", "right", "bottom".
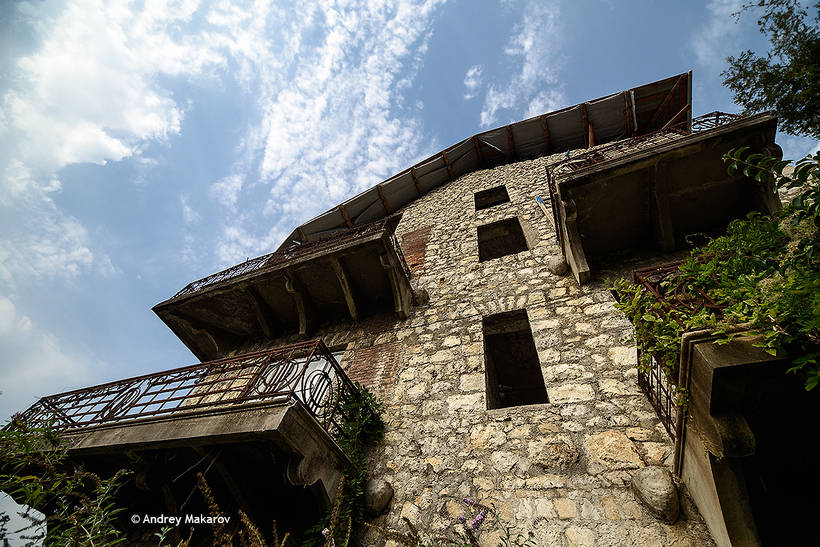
{"left": 545, "top": 111, "right": 748, "bottom": 245}
{"left": 630, "top": 258, "right": 730, "bottom": 440}
{"left": 173, "top": 218, "right": 409, "bottom": 299}
{"left": 637, "top": 349, "right": 679, "bottom": 440}
{"left": 15, "top": 340, "right": 356, "bottom": 441}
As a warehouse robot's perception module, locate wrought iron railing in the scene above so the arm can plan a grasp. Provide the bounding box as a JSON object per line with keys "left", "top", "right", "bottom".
{"left": 15, "top": 340, "right": 357, "bottom": 441}
{"left": 637, "top": 349, "right": 679, "bottom": 440}
{"left": 172, "top": 218, "right": 410, "bottom": 299}
{"left": 545, "top": 111, "right": 748, "bottom": 245}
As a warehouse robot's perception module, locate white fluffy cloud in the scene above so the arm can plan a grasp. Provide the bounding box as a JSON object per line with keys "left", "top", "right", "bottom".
{"left": 479, "top": 2, "right": 565, "bottom": 127}
{"left": 690, "top": 0, "right": 745, "bottom": 71}
{"left": 0, "top": 297, "right": 99, "bottom": 420}
{"left": 201, "top": 1, "right": 446, "bottom": 264}
{"left": 463, "top": 64, "right": 483, "bottom": 100}
{"left": 0, "top": 0, "right": 228, "bottom": 283}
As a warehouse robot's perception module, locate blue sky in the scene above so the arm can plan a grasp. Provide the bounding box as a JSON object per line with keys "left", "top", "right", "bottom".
{"left": 0, "top": 0, "right": 818, "bottom": 421}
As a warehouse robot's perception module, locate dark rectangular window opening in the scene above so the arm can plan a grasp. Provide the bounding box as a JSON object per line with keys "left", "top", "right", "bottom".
{"left": 483, "top": 310, "right": 548, "bottom": 409}
{"left": 474, "top": 185, "right": 510, "bottom": 210}
{"left": 477, "top": 217, "right": 528, "bottom": 262}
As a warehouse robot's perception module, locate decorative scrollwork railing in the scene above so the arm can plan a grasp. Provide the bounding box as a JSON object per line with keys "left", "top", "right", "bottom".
{"left": 15, "top": 340, "right": 357, "bottom": 441}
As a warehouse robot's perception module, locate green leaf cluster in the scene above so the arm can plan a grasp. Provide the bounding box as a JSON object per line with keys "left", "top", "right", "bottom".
{"left": 722, "top": 0, "right": 820, "bottom": 138}
{"left": 0, "top": 419, "right": 130, "bottom": 546}
{"left": 611, "top": 149, "right": 820, "bottom": 390}
{"left": 305, "top": 383, "right": 385, "bottom": 546}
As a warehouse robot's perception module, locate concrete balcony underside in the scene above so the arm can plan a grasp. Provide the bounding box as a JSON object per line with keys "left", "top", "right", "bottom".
{"left": 552, "top": 113, "right": 780, "bottom": 284}
{"left": 154, "top": 222, "right": 413, "bottom": 361}
{"left": 65, "top": 400, "right": 346, "bottom": 505}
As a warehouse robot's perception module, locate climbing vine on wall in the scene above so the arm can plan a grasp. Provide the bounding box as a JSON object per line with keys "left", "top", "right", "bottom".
{"left": 611, "top": 149, "right": 820, "bottom": 390}
{"left": 305, "top": 382, "right": 385, "bottom": 547}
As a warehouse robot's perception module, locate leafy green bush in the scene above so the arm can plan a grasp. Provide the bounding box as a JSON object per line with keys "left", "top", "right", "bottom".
{"left": 611, "top": 149, "right": 820, "bottom": 389}
{"left": 0, "top": 419, "right": 130, "bottom": 545}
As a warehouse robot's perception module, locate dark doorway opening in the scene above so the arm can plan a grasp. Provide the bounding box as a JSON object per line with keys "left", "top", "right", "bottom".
{"left": 477, "top": 218, "right": 528, "bottom": 262}
{"left": 483, "top": 310, "right": 548, "bottom": 409}
{"left": 474, "top": 185, "right": 510, "bottom": 210}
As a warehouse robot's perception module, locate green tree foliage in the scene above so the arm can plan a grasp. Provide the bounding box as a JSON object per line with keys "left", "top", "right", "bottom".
{"left": 0, "top": 419, "right": 129, "bottom": 545}
{"left": 722, "top": 0, "right": 820, "bottom": 138}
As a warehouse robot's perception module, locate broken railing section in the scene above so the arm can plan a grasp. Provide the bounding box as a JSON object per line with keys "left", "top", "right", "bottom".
{"left": 16, "top": 339, "right": 357, "bottom": 441}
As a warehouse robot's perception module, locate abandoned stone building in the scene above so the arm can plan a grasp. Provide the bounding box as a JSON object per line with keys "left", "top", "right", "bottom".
{"left": 14, "top": 72, "right": 820, "bottom": 546}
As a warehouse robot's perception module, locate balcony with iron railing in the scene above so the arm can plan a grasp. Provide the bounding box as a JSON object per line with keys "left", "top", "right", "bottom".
{"left": 153, "top": 217, "right": 415, "bottom": 361}
{"left": 16, "top": 339, "right": 355, "bottom": 442}
{"left": 11, "top": 339, "right": 358, "bottom": 532}
{"left": 621, "top": 257, "right": 820, "bottom": 546}
{"left": 545, "top": 111, "right": 781, "bottom": 284}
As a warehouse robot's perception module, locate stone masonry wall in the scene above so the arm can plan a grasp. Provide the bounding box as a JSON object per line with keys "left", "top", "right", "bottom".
{"left": 252, "top": 153, "right": 715, "bottom": 545}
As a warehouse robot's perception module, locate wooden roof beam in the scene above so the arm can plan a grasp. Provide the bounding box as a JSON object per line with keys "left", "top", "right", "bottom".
{"left": 648, "top": 73, "right": 686, "bottom": 131}
{"left": 580, "top": 103, "right": 590, "bottom": 148}
{"left": 377, "top": 185, "right": 392, "bottom": 214}
{"left": 410, "top": 167, "right": 423, "bottom": 197}
{"left": 245, "top": 286, "right": 277, "bottom": 338}
{"left": 472, "top": 136, "right": 485, "bottom": 167}
{"left": 338, "top": 205, "right": 354, "bottom": 229}
{"left": 442, "top": 151, "right": 454, "bottom": 180}
{"left": 661, "top": 103, "right": 691, "bottom": 131}
{"left": 297, "top": 227, "right": 308, "bottom": 243}
{"left": 506, "top": 125, "right": 516, "bottom": 160}
{"left": 624, "top": 92, "right": 635, "bottom": 136}
{"left": 329, "top": 257, "right": 358, "bottom": 321}
{"left": 540, "top": 115, "right": 551, "bottom": 151}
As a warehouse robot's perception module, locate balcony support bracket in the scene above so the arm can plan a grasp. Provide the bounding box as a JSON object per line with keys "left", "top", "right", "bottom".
{"left": 329, "top": 257, "right": 359, "bottom": 321}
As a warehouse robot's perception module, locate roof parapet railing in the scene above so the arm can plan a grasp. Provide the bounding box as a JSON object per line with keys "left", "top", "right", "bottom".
{"left": 172, "top": 217, "right": 401, "bottom": 299}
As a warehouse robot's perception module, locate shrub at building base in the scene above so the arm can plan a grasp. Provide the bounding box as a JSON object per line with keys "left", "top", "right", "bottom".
{"left": 0, "top": 419, "right": 130, "bottom": 546}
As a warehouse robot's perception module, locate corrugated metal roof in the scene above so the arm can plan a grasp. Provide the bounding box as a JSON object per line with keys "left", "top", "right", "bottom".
{"left": 277, "top": 72, "right": 693, "bottom": 249}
